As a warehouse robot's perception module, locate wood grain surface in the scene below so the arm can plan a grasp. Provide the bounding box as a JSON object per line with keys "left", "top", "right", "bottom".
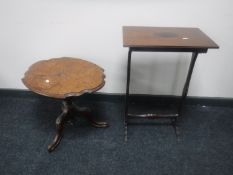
{"left": 123, "top": 26, "right": 219, "bottom": 49}
{"left": 22, "top": 57, "right": 105, "bottom": 99}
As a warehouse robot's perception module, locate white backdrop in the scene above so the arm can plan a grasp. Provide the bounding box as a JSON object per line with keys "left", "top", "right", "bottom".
{"left": 0, "top": 0, "right": 232, "bottom": 97}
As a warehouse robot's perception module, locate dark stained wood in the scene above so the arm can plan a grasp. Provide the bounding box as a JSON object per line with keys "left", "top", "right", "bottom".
{"left": 47, "top": 98, "right": 108, "bottom": 152}
{"left": 123, "top": 26, "right": 219, "bottom": 49}
{"left": 122, "top": 26, "right": 219, "bottom": 141}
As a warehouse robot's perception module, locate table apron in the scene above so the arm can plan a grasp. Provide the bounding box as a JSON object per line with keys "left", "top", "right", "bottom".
{"left": 130, "top": 47, "right": 208, "bottom": 53}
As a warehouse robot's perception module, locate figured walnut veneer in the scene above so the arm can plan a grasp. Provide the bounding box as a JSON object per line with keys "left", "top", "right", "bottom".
{"left": 22, "top": 57, "right": 105, "bottom": 99}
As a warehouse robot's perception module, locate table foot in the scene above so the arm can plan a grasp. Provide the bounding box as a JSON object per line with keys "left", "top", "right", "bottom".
{"left": 171, "top": 119, "right": 181, "bottom": 142}
{"left": 72, "top": 103, "right": 109, "bottom": 128}
{"left": 48, "top": 101, "right": 69, "bottom": 152}
{"left": 124, "top": 123, "right": 128, "bottom": 143}
{"left": 48, "top": 98, "right": 108, "bottom": 152}
{"left": 88, "top": 118, "right": 109, "bottom": 128}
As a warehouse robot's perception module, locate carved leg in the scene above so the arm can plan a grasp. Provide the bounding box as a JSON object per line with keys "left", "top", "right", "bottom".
{"left": 72, "top": 103, "right": 109, "bottom": 128}
{"left": 48, "top": 100, "right": 69, "bottom": 152}
{"left": 86, "top": 116, "right": 109, "bottom": 128}
{"left": 48, "top": 98, "right": 108, "bottom": 152}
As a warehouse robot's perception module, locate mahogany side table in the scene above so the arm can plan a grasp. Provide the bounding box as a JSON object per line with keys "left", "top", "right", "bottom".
{"left": 22, "top": 57, "right": 108, "bottom": 152}
{"left": 122, "top": 26, "right": 219, "bottom": 141}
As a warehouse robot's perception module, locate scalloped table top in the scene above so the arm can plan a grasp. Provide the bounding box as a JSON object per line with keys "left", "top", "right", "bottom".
{"left": 22, "top": 57, "right": 105, "bottom": 99}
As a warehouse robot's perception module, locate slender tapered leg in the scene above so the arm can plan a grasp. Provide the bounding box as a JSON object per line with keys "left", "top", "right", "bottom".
{"left": 125, "top": 48, "right": 132, "bottom": 142}
{"left": 48, "top": 100, "right": 70, "bottom": 152}
{"left": 174, "top": 52, "right": 199, "bottom": 138}
{"left": 178, "top": 52, "right": 199, "bottom": 114}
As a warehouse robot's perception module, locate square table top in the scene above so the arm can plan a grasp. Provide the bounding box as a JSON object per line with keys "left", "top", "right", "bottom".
{"left": 123, "top": 26, "right": 219, "bottom": 49}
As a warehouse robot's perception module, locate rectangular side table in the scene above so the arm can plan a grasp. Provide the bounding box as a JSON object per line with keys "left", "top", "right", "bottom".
{"left": 122, "top": 26, "right": 219, "bottom": 141}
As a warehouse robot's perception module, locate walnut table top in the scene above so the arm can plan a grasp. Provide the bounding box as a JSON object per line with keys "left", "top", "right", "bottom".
{"left": 123, "top": 26, "right": 219, "bottom": 49}
{"left": 22, "top": 57, "right": 105, "bottom": 99}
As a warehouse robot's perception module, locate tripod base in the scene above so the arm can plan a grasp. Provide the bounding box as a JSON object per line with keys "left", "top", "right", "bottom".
{"left": 48, "top": 98, "right": 109, "bottom": 152}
